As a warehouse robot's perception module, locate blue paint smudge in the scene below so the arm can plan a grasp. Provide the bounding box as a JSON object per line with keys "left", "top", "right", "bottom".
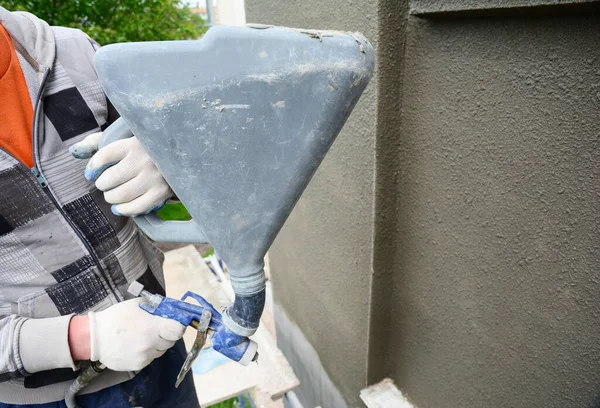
{"left": 84, "top": 161, "right": 117, "bottom": 182}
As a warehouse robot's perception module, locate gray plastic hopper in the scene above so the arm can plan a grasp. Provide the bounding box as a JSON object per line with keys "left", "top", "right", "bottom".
{"left": 94, "top": 25, "right": 375, "bottom": 337}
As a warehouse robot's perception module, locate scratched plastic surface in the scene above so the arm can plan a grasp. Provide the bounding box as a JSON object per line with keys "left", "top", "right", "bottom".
{"left": 94, "top": 25, "right": 375, "bottom": 333}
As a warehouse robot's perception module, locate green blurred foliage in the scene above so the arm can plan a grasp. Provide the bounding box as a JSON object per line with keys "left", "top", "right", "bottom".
{"left": 209, "top": 396, "right": 252, "bottom": 408}
{"left": 157, "top": 201, "right": 191, "bottom": 221}
{"left": 0, "top": 0, "right": 206, "bottom": 44}
{"left": 208, "top": 398, "right": 236, "bottom": 408}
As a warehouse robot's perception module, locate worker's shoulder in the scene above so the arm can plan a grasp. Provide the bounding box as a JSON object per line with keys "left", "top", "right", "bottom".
{"left": 51, "top": 25, "right": 95, "bottom": 45}
{"left": 52, "top": 25, "right": 100, "bottom": 54}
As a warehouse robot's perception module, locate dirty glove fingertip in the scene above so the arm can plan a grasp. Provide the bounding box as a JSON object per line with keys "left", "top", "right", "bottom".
{"left": 69, "top": 132, "right": 102, "bottom": 159}
{"left": 111, "top": 199, "right": 168, "bottom": 218}
{"left": 69, "top": 144, "right": 97, "bottom": 160}
{"left": 110, "top": 204, "right": 126, "bottom": 217}
{"left": 85, "top": 162, "right": 117, "bottom": 182}
{"left": 147, "top": 200, "right": 168, "bottom": 214}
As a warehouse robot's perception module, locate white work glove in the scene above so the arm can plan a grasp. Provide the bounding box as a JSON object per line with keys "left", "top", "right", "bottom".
{"left": 70, "top": 132, "right": 173, "bottom": 216}
{"left": 88, "top": 298, "right": 185, "bottom": 372}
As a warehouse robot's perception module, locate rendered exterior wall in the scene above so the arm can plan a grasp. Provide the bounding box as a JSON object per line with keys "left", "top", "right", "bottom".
{"left": 386, "top": 13, "right": 600, "bottom": 408}
{"left": 247, "top": 1, "right": 600, "bottom": 407}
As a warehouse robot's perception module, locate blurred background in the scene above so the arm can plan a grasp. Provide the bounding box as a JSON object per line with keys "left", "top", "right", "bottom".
{"left": 0, "top": 0, "right": 246, "bottom": 44}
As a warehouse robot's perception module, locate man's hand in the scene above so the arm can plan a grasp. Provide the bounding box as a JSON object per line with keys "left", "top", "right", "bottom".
{"left": 68, "top": 298, "right": 185, "bottom": 371}
{"left": 70, "top": 133, "right": 173, "bottom": 217}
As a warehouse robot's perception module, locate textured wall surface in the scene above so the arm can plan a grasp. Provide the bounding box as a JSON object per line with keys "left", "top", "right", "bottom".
{"left": 411, "top": 0, "right": 600, "bottom": 15}
{"left": 368, "top": 0, "right": 410, "bottom": 388}
{"left": 275, "top": 303, "right": 348, "bottom": 408}
{"left": 245, "top": 1, "right": 378, "bottom": 407}
{"left": 389, "top": 15, "right": 600, "bottom": 408}
{"left": 247, "top": 1, "right": 600, "bottom": 407}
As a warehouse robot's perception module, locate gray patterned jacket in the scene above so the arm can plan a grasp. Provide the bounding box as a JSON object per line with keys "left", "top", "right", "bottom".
{"left": 0, "top": 8, "right": 166, "bottom": 404}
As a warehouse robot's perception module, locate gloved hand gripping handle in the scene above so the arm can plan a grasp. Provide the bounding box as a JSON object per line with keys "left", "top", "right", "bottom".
{"left": 98, "top": 118, "right": 205, "bottom": 243}
{"left": 128, "top": 281, "right": 259, "bottom": 368}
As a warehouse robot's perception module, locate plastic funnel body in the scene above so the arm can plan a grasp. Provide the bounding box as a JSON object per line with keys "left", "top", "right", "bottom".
{"left": 94, "top": 25, "right": 375, "bottom": 333}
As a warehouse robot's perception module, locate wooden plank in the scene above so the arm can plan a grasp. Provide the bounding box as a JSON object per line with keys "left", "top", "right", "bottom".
{"left": 162, "top": 245, "right": 299, "bottom": 407}
{"left": 360, "top": 378, "right": 414, "bottom": 408}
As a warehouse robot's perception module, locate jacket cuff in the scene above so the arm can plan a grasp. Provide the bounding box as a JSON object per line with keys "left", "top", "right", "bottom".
{"left": 18, "top": 315, "right": 77, "bottom": 374}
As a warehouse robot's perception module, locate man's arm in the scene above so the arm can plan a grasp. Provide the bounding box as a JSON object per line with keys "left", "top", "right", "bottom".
{"left": 0, "top": 298, "right": 185, "bottom": 381}
{"left": 0, "top": 313, "right": 77, "bottom": 381}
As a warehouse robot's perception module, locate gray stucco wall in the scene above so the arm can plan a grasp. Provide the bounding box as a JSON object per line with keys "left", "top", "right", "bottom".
{"left": 388, "top": 14, "right": 600, "bottom": 408}
{"left": 245, "top": 1, "right": 379, "bottom": 407}
{"left": 247, "top": 1, "right": 600, "bottom": 407}
{"left": 411, "top": 0, "right": 600, "bottom": 15}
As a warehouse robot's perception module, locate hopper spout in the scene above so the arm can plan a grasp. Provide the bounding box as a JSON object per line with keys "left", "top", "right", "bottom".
{"left": 224, "top": 287, "right": 266, "bottom": 336}
{"left": 222, "top": 262, "right": 266, "bottom": 336}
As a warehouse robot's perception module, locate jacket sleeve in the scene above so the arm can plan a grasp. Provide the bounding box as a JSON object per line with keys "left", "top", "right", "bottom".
{"left": 0, "top": 312, "right": 77, "bottom": 382}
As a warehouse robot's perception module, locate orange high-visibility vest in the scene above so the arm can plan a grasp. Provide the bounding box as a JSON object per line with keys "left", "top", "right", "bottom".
{"left": 0, "top": 22, "right": 34, "bottom": 167}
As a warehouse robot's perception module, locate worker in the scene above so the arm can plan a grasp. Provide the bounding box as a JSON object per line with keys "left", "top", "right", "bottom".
{"left": 0, "top": 7, "right": 199, "bottom": 407}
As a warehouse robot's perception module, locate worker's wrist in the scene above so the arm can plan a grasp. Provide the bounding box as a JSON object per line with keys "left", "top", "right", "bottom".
{"left": 68, "top": 315, "right": 91, "bottom": 361}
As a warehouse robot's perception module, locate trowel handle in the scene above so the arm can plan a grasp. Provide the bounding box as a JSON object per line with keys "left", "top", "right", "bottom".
{"left": 99, "top": 117, "right": 133, "bottom": 149}
{"left": 99, "top": 118, "right": 208, "bottom": 244}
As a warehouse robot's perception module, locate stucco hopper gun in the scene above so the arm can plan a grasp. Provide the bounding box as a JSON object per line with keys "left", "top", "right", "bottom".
{"left": 66, "top": 24, "right": 374, "bottom": 404}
